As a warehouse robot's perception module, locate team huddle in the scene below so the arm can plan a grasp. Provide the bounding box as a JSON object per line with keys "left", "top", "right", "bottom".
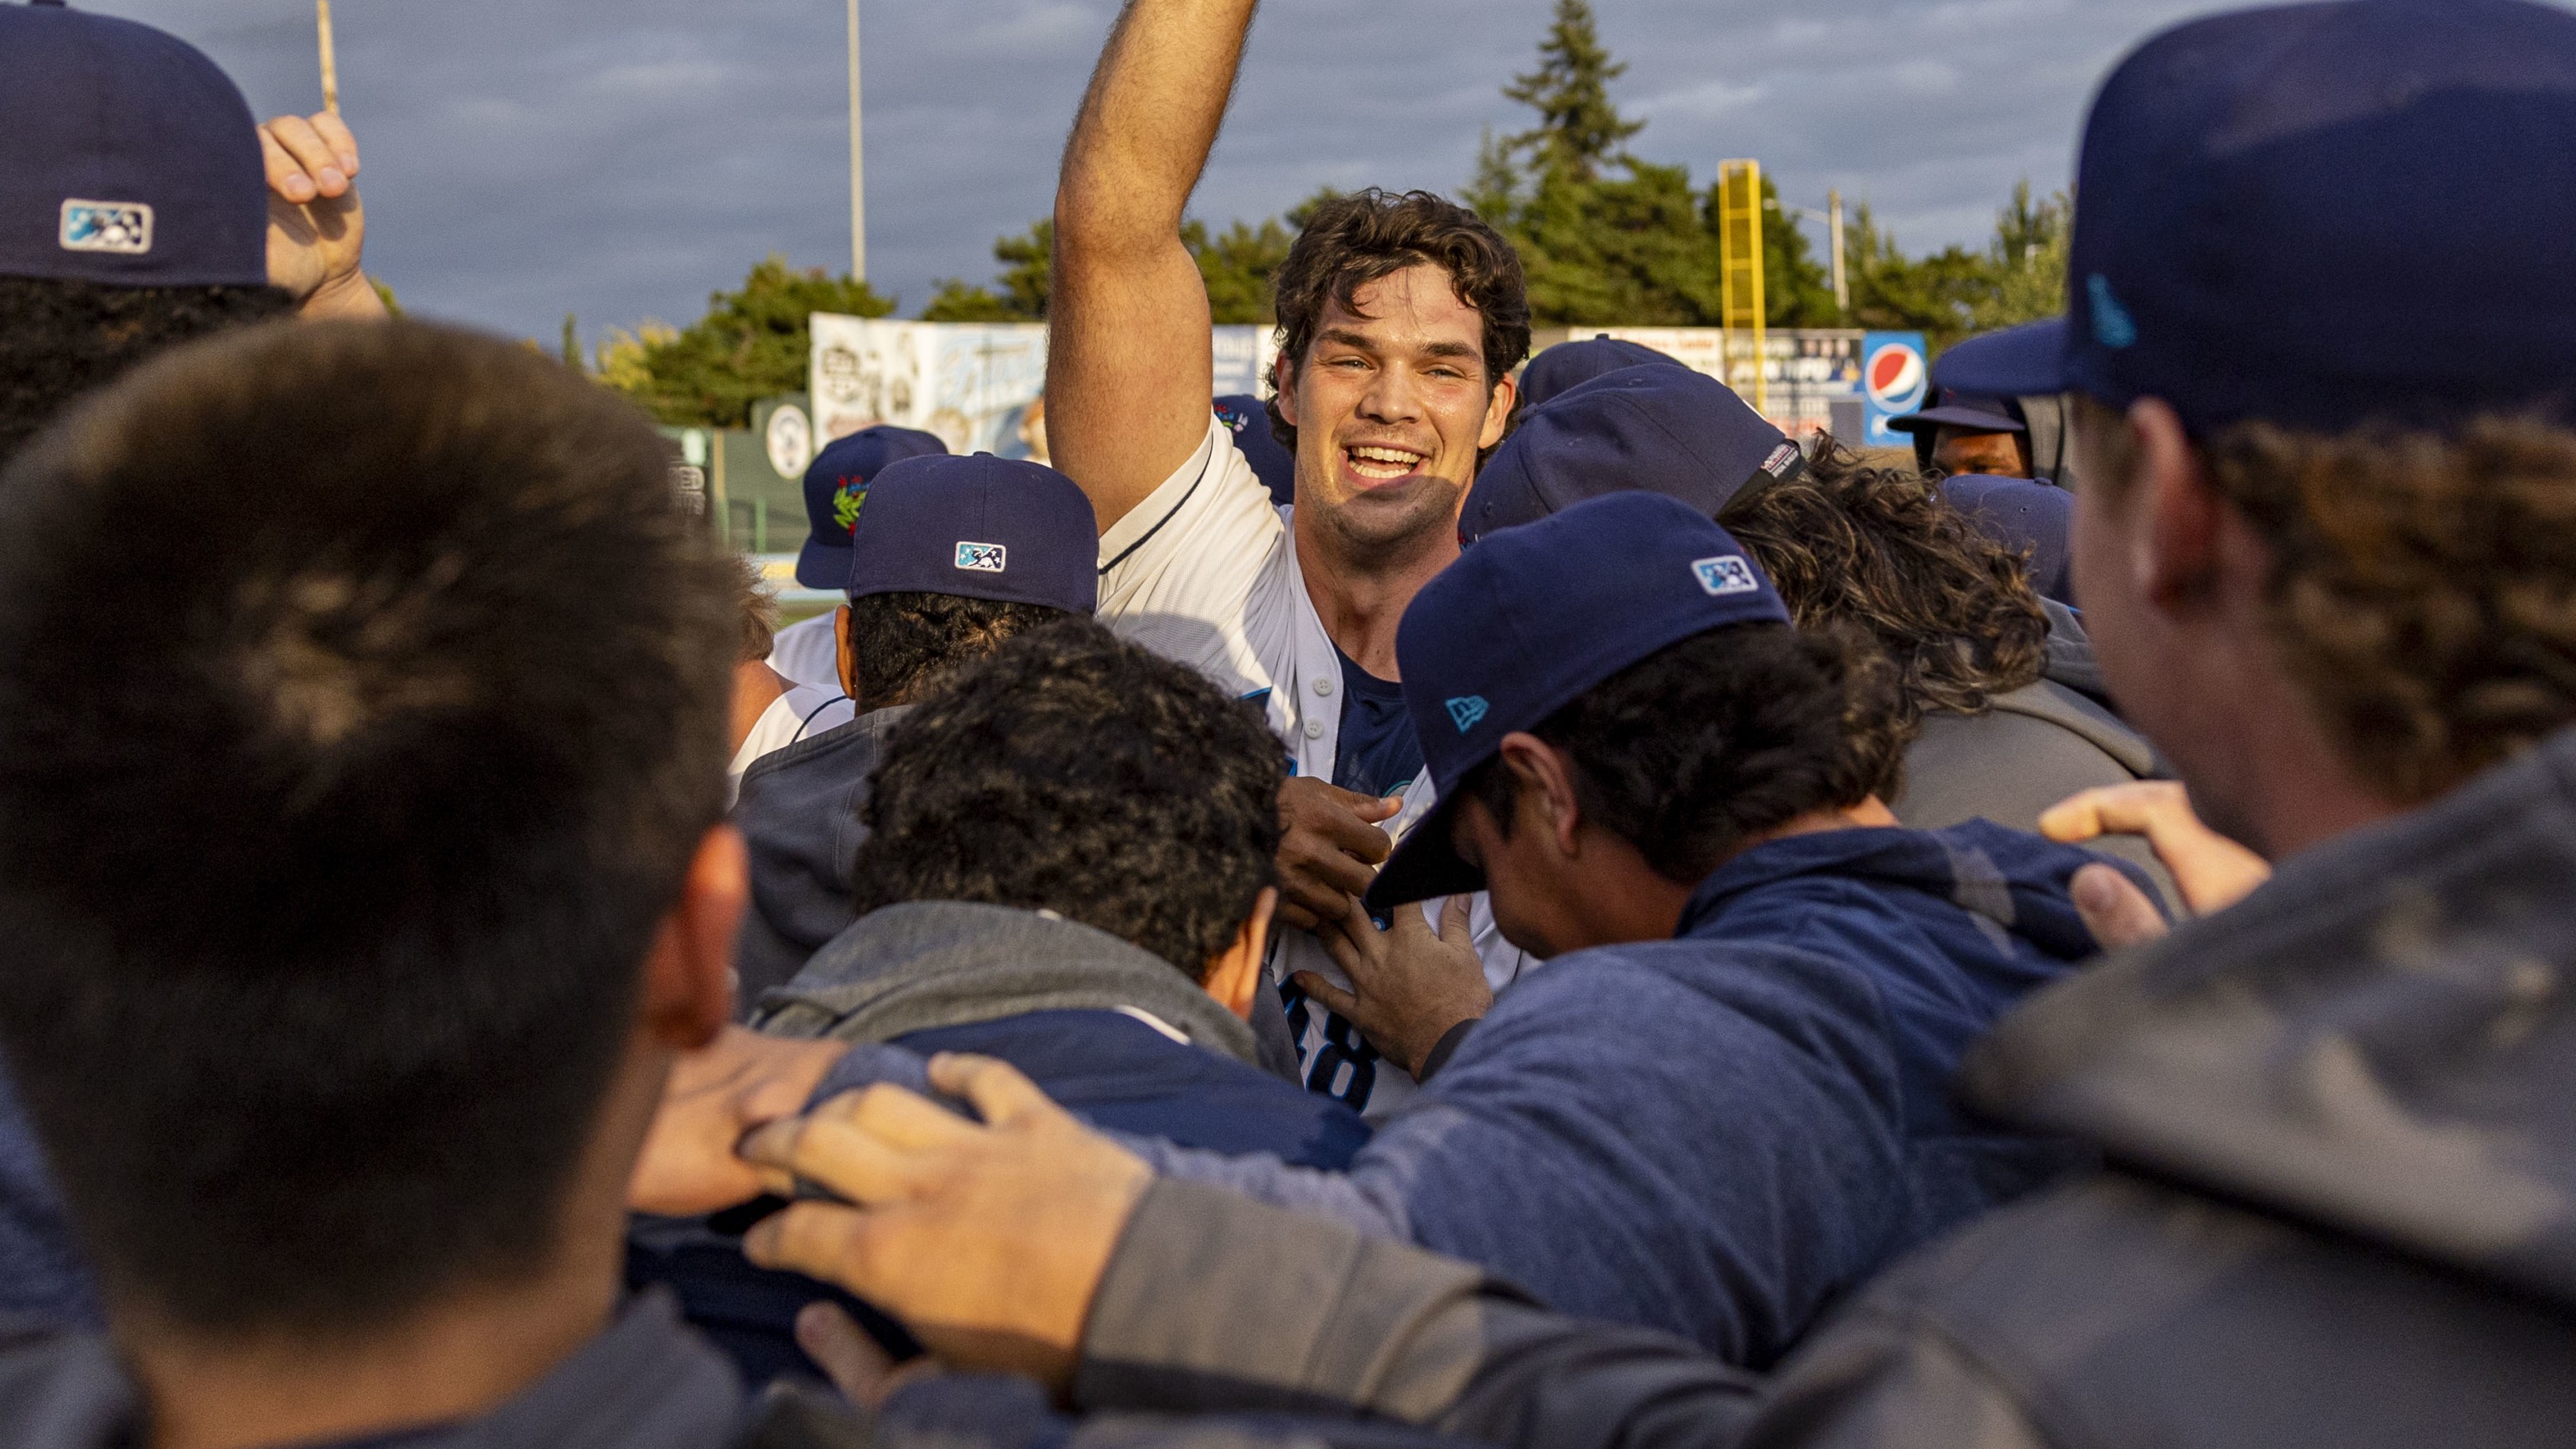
{"left": 3, "top": 1, "right": 2575, "bottom": 1447}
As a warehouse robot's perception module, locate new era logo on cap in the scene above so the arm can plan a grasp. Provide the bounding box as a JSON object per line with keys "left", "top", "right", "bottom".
{"left": 1445, "top": 695, "right": 1489, "bottom": 733}
{"left": 1693, "top": 555, "right": 1760, "bottom": 596}
{"left": 954, "top": 542, "right": 1008, "bottom": 573}
{"left": 60, "top": 200, "right": 152, "bottom": 256}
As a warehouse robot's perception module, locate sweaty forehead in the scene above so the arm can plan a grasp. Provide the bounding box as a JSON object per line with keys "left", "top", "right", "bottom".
{"left": 1322, "top": 262, "right": 1484, "bottom": 352}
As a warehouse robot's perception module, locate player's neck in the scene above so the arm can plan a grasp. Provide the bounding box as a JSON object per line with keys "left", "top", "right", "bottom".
{"left": 1293, "top": 511, "right": 1457, "bottom": 680}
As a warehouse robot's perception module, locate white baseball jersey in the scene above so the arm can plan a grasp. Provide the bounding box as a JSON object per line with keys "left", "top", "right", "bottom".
{"left": 769, "top": 611, "right": 844, "bottom": 693}
{"left": 1097, "top": 416, "right": 1533, "bottom": 1119}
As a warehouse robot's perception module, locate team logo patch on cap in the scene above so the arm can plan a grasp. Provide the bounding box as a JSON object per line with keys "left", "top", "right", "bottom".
{"left": 60, "top": 200, "right": 153, "bottom": 256}
{"left": 2087, "top": 274, "right": 2139, "bottom": 351}
{"left": 1445, "top": 695, "right": 1489, "bottom": 733}
{"left": 1692, "top": 555, "right": 1760, "bottom": 596}
{"left": 831, "top": 479, "right": 868, "bottom": 534}
{"left": 1759, "top": 443, "right": 1800, "bottom": 478}
{"left": 955, "top": 542, "right": 1008, "bottom": 573}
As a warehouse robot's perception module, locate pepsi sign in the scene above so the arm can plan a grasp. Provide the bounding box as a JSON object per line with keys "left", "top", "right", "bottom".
{"left": 1861, "top": 331, "right": 1929, "bottom": 447}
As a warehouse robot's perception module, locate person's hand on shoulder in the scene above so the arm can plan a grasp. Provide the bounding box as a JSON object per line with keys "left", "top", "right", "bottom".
{"left": 1274, "top": 778, "right": 1400, "bottom": 931}
{"left": 739, "top": 1054, "right": 1152, "bottom": 1394}
{"left": 1301, "top": 894, "right": 1489, "bottom": 1078}
{"left": 2044, "top": 781, "right": 2272, "bottom": 950}
{"left": 626, "top": 1025, "right": 850, "bottom": 1216}
{"left": 261, "top": 111, "right": 387, "bottom": 319}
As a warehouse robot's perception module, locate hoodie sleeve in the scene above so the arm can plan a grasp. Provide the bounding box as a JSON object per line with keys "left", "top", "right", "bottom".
{"left": 1072, "top": 1178, "right": 1763, "bottom": 1449}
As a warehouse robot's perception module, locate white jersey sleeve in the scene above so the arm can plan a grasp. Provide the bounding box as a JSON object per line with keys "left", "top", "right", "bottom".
{"left": 768, "top": 611, "right": 844, "bottom": 692}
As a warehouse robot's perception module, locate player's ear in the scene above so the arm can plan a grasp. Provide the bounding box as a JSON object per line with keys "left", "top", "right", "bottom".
{"left": 1273, "top": 353, "right": 1301, "bottom": 429}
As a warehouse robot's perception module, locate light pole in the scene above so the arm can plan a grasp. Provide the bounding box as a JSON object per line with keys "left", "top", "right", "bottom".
{"left": 316, "top": 0, "right": 340, "bottom": 112}
{"left": 847, "top": 0, "right": 867, "bottom": 283}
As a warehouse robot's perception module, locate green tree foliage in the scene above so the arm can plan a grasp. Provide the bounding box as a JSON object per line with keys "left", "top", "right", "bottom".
{"left": 1472, "top": 0, "right": 1835, "bottom": 328}
{"left": 600, "top": 256, "right": 896, "bottom": 427}
{"left": 1846, "top": 182, "right": 2070, "bottom": 351}
{"left": 1502, "top": 0, "right": 1644, "bottom": 184}
{"left": 921, "top": 221, "right": 1055, "bottom": 321}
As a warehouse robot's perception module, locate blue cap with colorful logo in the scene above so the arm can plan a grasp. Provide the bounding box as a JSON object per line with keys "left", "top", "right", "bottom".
{"left": 797, "top": 425, "right": 948, "bottom": 589}
{"left": 1519, "top": 335, "right": 1688, "bottom": 412}
{"left": 0, "top": 2, "right": 267, "bottom": 287}
{"left": 846, "top": 454, "right": 1098, "bottom": 615}
{"left": 1939, "top": 0, "right": 2576, "bottom": 434}
{"left": 1367, "top": 491, "right": 1792, "bottom": 909}
{"left": 1462, "top": 365, "right": 1805, "bottom": 545}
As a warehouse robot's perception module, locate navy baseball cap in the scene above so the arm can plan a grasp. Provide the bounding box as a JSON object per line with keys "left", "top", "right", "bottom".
{"left": 1368, "top": 491, "right": 1792, "bottom": 910}
{"left": 797, "top": 425, "right": 948, "bottom": 589}
{"left": 1214, "top": 394, "right": 1296, "bottom": 506}
{"left": 1, "top": 3, "right": 267, "bottom": 287}
{"left": 1945, "top": 0, "right": 2576, "bottom": 434}
{"left": 1462, "top": 365, "right": 1805, "bottom": 545}
{"left": 846, "top": 454, "right": 1098, "bottom": 615}
{"left": 1519, "top": 335, "right": 1688, "bottom": 411}
{"left": 1887, "top": 388, "right": 2028, "bottom": 438}
{"left": 1940, "top": 474, "right": 2075, "bottom": 605}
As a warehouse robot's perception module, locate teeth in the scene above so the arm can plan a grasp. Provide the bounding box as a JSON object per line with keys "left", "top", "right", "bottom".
{"left": 1348, "top": 445, "right": 1426, "bottom": 475}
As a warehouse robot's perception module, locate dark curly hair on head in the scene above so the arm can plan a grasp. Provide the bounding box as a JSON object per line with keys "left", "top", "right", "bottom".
{"left": 848, "top": 617, "right": 1284, "bottom": 978}
{"left": 844, "top": 590, "right": 1075, "bottom": 708}
{"left": 1265, "top": 190, "right": 1531, "bottom": 461}
{"left": 0, "top": 277, "right": 294, "bottom": 465}
{"left": 1466, "top": 620, "right": 1906, "bottom": 886}
{"left": 1721, "top": 434, "right": 2049, "bottom": 734}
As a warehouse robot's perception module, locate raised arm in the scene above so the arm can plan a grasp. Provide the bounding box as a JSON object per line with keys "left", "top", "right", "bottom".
{"left": 1046, "top": 0, "right": 1259, "bottom": 531}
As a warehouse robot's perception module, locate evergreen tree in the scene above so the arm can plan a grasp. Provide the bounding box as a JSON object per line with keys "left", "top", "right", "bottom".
{"left": 1502, "top": 0, "right": 1643, "bottom": 185}
{"left": 599, "top": 255, "right": 895, "bottom": 427}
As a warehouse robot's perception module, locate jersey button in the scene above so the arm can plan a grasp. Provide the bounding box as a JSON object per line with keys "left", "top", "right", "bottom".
{"left": 1311, "top": 677, "right": 1335, "bottom": 697}
{"left": 1302, "top": 718, "right": 1326, "bottom": 740}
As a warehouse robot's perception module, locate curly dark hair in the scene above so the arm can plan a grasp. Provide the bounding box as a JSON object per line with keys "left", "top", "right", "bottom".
{"left": 849, "top": 618, "right": 1284, "bottom": 978}
{"left": 0, "top": 277, "right": 294, "bottom": 465}
{"left": 2076, "top": 397, "right": 2576, "bottom": 804}
{"left": 844, "top": 590, "right": 1076, "bottom": 708}
{"left": 1466, "top": 620, "right": 1905, "bottom": 886}
{"left": 1721, "top": 435, "right": 2049, "bottom": 733}
{"left": 1265, "top": 190, "right": 1531, "bottom": 460}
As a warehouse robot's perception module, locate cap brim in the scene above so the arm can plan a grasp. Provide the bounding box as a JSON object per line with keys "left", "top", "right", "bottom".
{"left": 1933, "top": 319, "right": 2072, "bottom": 399}
{"left": 796, "top": 537, "right": 853, "bottom": 590}
{"left": 1363, "top": 788, "right": 1488, "bottom": 912}
{"left": 1887, "top": 405, "right": 2028, "bottom": 436}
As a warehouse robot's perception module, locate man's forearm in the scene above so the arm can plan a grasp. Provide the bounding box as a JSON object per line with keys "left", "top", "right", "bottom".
{"left": 1075, "top": 1180, "right": 1762, "bottom": 1449}
{"left": 1046, "top": 0, "right": 1261, "bottom": 518}
{"left": 1057, "top": 0, "right": 1259, "bottom": 252}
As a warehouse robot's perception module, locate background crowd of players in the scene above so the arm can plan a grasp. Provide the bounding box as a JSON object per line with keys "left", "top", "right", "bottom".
{"left": 1, "top": 1, "right": 2573, "bottom": 1446}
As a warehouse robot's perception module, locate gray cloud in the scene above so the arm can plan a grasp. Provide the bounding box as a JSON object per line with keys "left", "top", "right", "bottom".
{"left": 80, "top": 1, "right": 2342, "bottom": 347}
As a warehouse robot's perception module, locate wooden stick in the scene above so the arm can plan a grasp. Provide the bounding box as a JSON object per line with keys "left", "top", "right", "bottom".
{"left": 317, "top": 0, "right": 340, "bottom": 113}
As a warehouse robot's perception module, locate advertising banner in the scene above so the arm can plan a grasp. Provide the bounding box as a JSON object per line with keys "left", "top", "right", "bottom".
{"left": 811, "top": 317, "right": 1280, "bottom": 463}
{"left": 1526, "top": 327, "right": 1866, "bottom": 442}
{"left": 1860, "top": 331, "right": 1930, "bottom": 448}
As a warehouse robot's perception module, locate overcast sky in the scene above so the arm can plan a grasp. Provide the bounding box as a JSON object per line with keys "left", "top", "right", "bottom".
{"left": 89, "top": 0, "right": 2267, "bottom": 350}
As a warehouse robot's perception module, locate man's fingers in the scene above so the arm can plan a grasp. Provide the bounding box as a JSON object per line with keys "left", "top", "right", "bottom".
{"left": 739, "top": 1101, "right": 941, "bottom": 1204}
{"left": 257, "top": 127, "right": 316, "bottom": 204}
{"left": 2072, "top": 862, "right": 2170, "bottom": 952}
{"left": 796, "top": 1301, "right": 901, "bottom": 1407}
{"left": 1437, "top": 894, "right": 1475, "bottom": 946}
{"left": 1275, "top": 898, "right": 1322, "bottom": 932}
{"left": 745, "top": 1199, "right": 890, "bottom": 1286}
{"left": 1290, "top": 971, "right": 1362, "bottom": 1020}
{"left": 1285, "top": 849, "right": 1376, "bottom": 903}
{"left": 2040, "top": 782, "right": 2188, "bottom": 843}
{"left": 306, "top": 109, "right": 362, "bottom": 174}
{"left": 262, "top": 113, "right": 351, "bottom": 197}
{"left": 926, "top": 1053, "right": 1057, "bottom": 1130}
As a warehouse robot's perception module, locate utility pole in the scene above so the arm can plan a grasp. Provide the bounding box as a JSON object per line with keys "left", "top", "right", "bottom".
{"left": 847, "top": 0, "right": 867, "bottom": 283}
{"left": 1828, "top": 189, "right": 1848, "bottom": 315}
{"left": 316, "top": 0, "right": 340, "bottom": 112}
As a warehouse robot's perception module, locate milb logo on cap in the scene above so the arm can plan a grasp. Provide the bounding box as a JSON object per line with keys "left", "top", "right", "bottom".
{"left": 954, "top": 542, "right": 1008, "bottom": 573}
{"left": 1692, "top": 555, "right": 1760, "bottom": 596}
{"left": 60, "top": 200, "right": 153, "bottom": 256}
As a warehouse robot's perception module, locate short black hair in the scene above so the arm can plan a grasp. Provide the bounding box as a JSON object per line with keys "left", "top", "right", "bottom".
{"left": 0, "top": 319, "right": 739, "bottom": 1335}
{"left": 844, "top": 590, "right": 1074, "bottom": 708}
{"left": 1465, "top": 621, "right": 1903, "bottom": 885}
{"left": 849, "top": 619, "right": 1283, "bottom": 977}
{"left": 0, "top": 276, "right": 293, "bottom": 465}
